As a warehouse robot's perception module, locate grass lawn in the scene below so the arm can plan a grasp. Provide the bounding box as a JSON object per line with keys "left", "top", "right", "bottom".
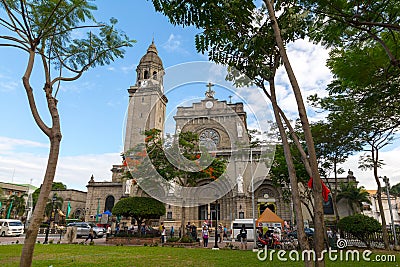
{"left": 0, "top": 245, "right": 399, "bottom": 267}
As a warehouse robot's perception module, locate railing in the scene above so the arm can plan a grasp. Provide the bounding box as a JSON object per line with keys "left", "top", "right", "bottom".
{"left": 341, "top": 231, "right": 399, "bottom": 248}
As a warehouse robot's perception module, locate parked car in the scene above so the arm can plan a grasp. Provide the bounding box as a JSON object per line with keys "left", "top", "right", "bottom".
{"left": 67, "top": 222, "right": 104, "bottom": 238}
{"left": 0, "top": 219, "right": 24, "bottom": 237}
{"left": 287, "top": 228, "right": 314, "bottom": 239}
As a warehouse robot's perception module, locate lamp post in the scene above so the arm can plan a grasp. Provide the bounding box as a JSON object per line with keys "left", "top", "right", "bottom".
{"left": 381, "top": 176, "right": 398, "bottom": 247}
{"left": 250, "top": 147, "right": 257, "bottom": 249}
{"left": 213, "top": 198, "right": 219, "bottom": 249}
{"left": 96, "top": 198, "right": 100, "bottom": 223}
{"left": 43, "top": 194, "right": 57, "bottom": 244}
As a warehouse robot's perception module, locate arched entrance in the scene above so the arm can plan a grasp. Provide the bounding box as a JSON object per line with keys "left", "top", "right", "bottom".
{"left": 104, "top": 195, "right": 115, "bottom": 212}
{"left": 254, "top": 181, "right": 290, "bottom": 221}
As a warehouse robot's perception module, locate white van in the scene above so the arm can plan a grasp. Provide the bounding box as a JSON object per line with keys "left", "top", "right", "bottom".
{"left": 231, "top": 219, "right": 256, "bottom": 241}
{"left": 0, "top": 219, "right": 24, "bottom": 237}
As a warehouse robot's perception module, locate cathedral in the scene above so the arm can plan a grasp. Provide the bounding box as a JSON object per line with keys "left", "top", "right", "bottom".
{"left": 43, "top": 40, "right": 364, "bottom": 231}
{"left": 81, "top": 41, "right": 294, "bottom": 228}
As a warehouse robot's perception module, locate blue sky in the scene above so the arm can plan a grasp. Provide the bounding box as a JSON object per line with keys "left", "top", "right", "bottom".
{"left": 0, "top": 1, "right": 399, "bottom": 191}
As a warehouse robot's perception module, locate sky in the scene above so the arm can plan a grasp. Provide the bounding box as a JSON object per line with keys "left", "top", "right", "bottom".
{"left": 0, "top": 1, "right": 399, "bottom": 192}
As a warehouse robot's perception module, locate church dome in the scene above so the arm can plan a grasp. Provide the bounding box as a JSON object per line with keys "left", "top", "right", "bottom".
{"left": 139, "top": 41, "right": 163, "bottom": 67}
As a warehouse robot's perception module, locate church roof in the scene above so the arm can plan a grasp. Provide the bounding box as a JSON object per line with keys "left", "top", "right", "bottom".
{"left": 139, "top": 40, "right": 163, "bottom": 67}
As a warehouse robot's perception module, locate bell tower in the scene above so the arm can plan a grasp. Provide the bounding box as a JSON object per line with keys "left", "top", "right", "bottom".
{"left": 124, "top": 40, "right": 168, "bottom": 152}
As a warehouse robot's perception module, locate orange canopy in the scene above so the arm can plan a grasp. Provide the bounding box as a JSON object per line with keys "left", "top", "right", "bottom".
{"left": 256, "top": 208, "right": 284, "bottom": 226}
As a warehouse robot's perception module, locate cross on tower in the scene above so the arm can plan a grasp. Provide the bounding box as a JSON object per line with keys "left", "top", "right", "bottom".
{"left": 228, "top": 95, "right": 232, "bottom": 103}
{"left": 205, "top": 82, "right": 215, "bottom": 98}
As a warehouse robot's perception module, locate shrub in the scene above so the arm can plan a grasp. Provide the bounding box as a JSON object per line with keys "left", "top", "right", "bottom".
{"left": 338, "top": 213, "right": 381, "bottom": 248}
{"left": 166, "top": 237, "right": 180, "bottom": 243}
{"left": 115, "top": 232, "right": 132, "bottom": 238}
{"left": 179, "top": 235, "right": 194, "bottom": 243}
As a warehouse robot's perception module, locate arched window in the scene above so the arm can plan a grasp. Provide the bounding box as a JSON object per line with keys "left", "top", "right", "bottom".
{"left": 144, "top": 70, "right": 149, "bottom": 79}
{"left": 104, "top": 195, "right": 115, "bottom": 212}
{"left": 152, "top": 71, "right": 157, "bottom": 79}
{"left": 74, "top": 209, "right": 82, "bottom": 219}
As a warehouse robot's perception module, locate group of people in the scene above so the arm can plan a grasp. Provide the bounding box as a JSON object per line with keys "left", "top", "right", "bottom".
{"left": 185, "top": 221, "right": 200, "bottom": 241}
{"left": 201, "top": 222, "right": 230, "bottom": 248}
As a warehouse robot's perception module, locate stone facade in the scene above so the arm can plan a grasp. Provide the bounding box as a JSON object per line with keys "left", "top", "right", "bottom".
{"left": 84, "top": 175, "right": 123, "bottom": 222}
{"left": 51, "top": 189, "right": 87, "bottom": 219}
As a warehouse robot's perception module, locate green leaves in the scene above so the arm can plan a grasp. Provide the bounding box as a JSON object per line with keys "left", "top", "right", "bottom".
{"left": 1, "top": 0, "right": 134, "bottom": 87}
{"left": 337, "top": 213, "right": 381, "bottom": 247}
{"left": 337, "top": 181, "right": 371, "bottom": 213}
{"left": 126, "top": 128, "right": 226, "bottom": 188}
{"left": 112, "top": 197, "right": 166, "bottom": 220}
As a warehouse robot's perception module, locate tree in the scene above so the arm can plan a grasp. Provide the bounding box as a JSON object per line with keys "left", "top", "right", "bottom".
{"left": 388, "top": 183, "right": 400, "bottom": 197}
{"left": 44, "top": 194, "right": 63, "bottom": 219}
{"left": 311, "top": 67, "right": 399, "bottom": 250}
{"left": 125, "top": 128, "right": 226, "bottom": 238}
{"left": 112, "top": 197, "right": 166, "bottom": 235}
{"left": 269, "top": 143, "right": 314, "bottom": 221}
{"left": 337, "top": 214, "right": 381, "bottom": 248}
{"left": 299, "top": 0, "right": 400, "bottom": 68}
{"left": 337, "top": 182, "right": 371, "bottom": 216}
{"left": 308, "top": 28, "right": 400, "bottom": 249}
{"left": 310, "top": 120, "right": 363, "bottom": 224}
{"left": 0, "top": 2, "right": 134, "bottom": 266}
{"left": 6, "top": 193, "right": 28, "bottom": 219}
{"left": 33, "top": 182, "right": 67, "bottom": 209}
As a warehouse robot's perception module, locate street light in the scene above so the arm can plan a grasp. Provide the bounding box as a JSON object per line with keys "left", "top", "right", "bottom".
{"left": 381, "top": 176, "right": 398, "bottom": 247}
{"left": 213, "top": 198, "right": 219, "bottom": 250}
{"left": 250, "top": 147, "right": 257, "bottom": 250}
{"left": 43, "top": 194, "right": 57, "bottom": 244}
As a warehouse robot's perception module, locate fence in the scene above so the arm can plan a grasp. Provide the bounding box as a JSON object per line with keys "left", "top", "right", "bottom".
{"left": 341, "top": 231, "right": 399, "bottom": 248}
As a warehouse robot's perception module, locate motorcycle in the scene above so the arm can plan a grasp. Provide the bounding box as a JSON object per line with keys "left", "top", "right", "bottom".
{"left": 256, "top": 234, "right": 283, "bottom": 249}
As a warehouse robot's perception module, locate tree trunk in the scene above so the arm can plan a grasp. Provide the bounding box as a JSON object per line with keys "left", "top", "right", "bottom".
{"left": 180, "top": 206, "right": 186, "bottom": 240}
{"left": 269, "top": 79, "right": 312, "bottom": 265}
{"left": 260, "top": 85, "right": 312, "bottom": 176}
{"left": 372, "top": 147, "right": 390, "bottom": 250}
{"left": 20, "top": 136, "right": 61, "bottom": 267}
{"left": 265, "top": 1, "right": 325, "bottom": 265}
{"left": 332, "top": 162, "right": 340, "bottom": 226}
{"left": 20, "top": 57, "right": 62, "bottom": 266}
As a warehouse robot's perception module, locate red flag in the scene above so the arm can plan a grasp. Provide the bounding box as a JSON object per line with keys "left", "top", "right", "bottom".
{"left": 307, "top": 177, "right": 330, "bottom": 202}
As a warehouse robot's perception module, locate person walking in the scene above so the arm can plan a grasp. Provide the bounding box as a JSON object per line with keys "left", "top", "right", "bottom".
{"left": 202, "top": 225, "right": 209, "bottom": 248}
{"left": 160, "top": 222, "right": 166, "bottom": 244}
{"left": 85, "top": 227, "right": 94, "bottom": 244}
{"left": 218, "top": 223, "right": 223, "bottom": 243}
{"left": 170, "top": 226, "right": 175, "bottom": 238}
{"left": 223, "top": 225, "right": 228, "bottom": 240}
{"left": 106, "top": 225, "right": 111, "bottom": 237}
{"left": 239, "top": 224, "right": 247, "bottom": 250}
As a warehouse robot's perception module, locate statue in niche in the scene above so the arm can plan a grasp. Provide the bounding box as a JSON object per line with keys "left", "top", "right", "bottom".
{"left": 125, "top": 179, "right": 132, "bottom": 195}
{"left": 176, "top": 125, "right": 181, "bottom": 135}
{"left": 237, "top": 174, "right": 244, "bottom": 194}
{"left": 237, "top": 123, "right": 243, "bottom": 138}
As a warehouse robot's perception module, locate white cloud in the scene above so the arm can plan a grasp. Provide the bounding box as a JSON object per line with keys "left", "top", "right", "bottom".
{"left": 0, "top": 136, "right": 120, "bottom": 191}
{"left": 0, "top": 136, "right": 48, "bottom": 153}
{"left": 339, "top": 147, "right": 400, "bottom": 190}
{"left": 0, "top": 80, "right": 19, "bottom": 92}
{"left": 163, "top": 34, "right": 181, "bottom": 52}
{"left": 162, "top": 34, "right": 188, "bottom": 55}
{"left": 275, "top": 39, "right": 332, "bottom": 121}
{"left": 121, "top": 64, "right": 136, "bottom": 74}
